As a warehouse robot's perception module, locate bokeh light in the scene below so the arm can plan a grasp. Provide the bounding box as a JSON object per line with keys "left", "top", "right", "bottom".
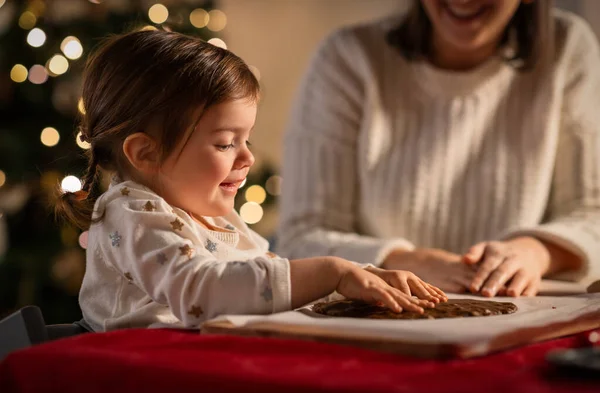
{"left": 60, "top": 36, "right": 83, "bottom": 60}
{"left": 10, "top": 64, "right": 28, "bottom": 83}
{"left": 18, "top": 11, "right": 36, "bottom": 29}
{"left": 190, "top": 8, "right": 209, "bottom": 28}
{"left": 40, "top": 127, "right": 60, "bottom": 147}
{"left": 240, "top": 202, "right": 263, "bottom": 224}
{"left": 48, "top": 55, "right": 69, "bottom": 75}
{"left": 26, "top": 27, "right": 46, "bottom": 47}
{"left": 0, "top": 170, "right": 6, "bottom": 188}
{"left": 148, "top": 4, "right": 168, "bottom": 24}
{"left": 207, "top": 38, "right": 227, "bottom": 49}
{"left": 245, "top": 185, "right": 267, "bottom": 204}
{"left": 265, "top": 175, "right": 282, "bottom": 196}
{"left": 76, "top": 132, "right": 91, "bottom": 149}
{"left": 28, "top": 64, "right": 48, "bottom": 84}
{"left": 61, "top": 176, "right": 82, "bottom": 193}
{"left": 207, "top": 9, "right": 226, "bottom": 31}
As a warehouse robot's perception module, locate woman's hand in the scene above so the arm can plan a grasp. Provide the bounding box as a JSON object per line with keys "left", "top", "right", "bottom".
{"left": 364, "top": 266, "right": 447, "bottom": 303}
{"left": 336, "top": 263, "right": 436, "bottom": 314}
{"left": 382, "top": 248, "right": 477, "bottom": 293}
{"left": 462, "top": 237, "right": 551, "bottom": 297}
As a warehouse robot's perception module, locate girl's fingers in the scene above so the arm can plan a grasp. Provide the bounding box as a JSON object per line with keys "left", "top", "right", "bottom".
{"left": 370, "top": 287, "right": 401, "bottom": 312}
{"left": 408, "top": 279, "right": 435, "bottom": 301}
{"left": 426, "top": 283, "right": 447, "bottom": 302}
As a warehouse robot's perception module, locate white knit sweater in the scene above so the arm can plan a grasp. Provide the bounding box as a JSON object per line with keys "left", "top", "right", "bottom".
{"left": 277, "top": 10, "right": 600, "bottom": 284}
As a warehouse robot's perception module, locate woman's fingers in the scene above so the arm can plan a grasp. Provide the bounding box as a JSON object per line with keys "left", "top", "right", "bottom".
{"left": 470, "top": 247, "right": 505, "bottom": 293}
{"left": 506, "top": 270, "right": 529, "bottom": 297}
{"left": 523, "top": 281, "right": 540, "bottom": 297}
{"left": 463, "top": 242, "right": 486, "bottom": 264}
{"left": 480, "top": 257, "right": 519, "bottom": 297}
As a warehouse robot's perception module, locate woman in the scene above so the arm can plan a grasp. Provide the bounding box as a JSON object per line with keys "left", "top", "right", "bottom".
{"left": 277, "top": 0, "right": 600, "bottom": 297}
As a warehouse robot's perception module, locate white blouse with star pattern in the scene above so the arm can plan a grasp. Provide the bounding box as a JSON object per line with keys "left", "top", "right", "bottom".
{"left": 79, "top": 180, "right": 291, "bottom": 332}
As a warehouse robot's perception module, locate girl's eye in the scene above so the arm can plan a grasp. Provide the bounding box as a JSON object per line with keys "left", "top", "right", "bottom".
{"left": 216, "top": 144, "right": 234, "bottom": 151}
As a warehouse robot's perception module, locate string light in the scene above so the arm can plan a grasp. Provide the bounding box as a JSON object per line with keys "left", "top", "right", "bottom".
{"left": 148, "top": 4, "right": 168, "bottom": 24}
{"left": 48, "top": 55, "right": 69, "bottom": 75}
{"left": 240, "top": 202, "right": 263, "bottom": 224}
{"left": 41, "top": 127, "right": 60, "bottom": 147}
{"left": 60, "top": 36, "right": 83, "bottom": 60}
{"left": 61, "top": 176, "right": 82, "bottom": 193}
{"left": 76, "top": 132, "right": 91, "bottom": 149}
{"left": 207, "top": 38, "right": 227, "bottom": 49}
{"left": 18, "top": 11, "right": 36, "bottom": 29}
{"left": 265, "top": 175, "right": 282, "bottom": 196}
{"left": 0, "top": 170, "right": 6, "bottom": 188}
{"left": 245, "top": 185, "right": 266, "bottom": 204}
{"left": 190, "top": 8, "right": 209, "bottom": 28}
{"left": 27, "top": 27, "right": 46, "bottom": 47}
{"left": 140, "top": 25, "right": 158, "bottom": 31}
{"left": 10, "top": 64, "right": 28, "bottom": 83}
{"left": 28, "top": 64, "right": 48, "bottom": 84}
{"left": 207, "top": 9, "right": 227, "bottom": 31}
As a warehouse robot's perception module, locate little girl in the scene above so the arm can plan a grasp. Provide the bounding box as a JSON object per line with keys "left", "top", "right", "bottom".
{"left": 55, "top": 29, "right": 446, "bottom": 332}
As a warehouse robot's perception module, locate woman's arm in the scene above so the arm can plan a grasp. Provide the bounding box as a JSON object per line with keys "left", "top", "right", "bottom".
{"left": 501, "top": 18, "right": 600, "bottom": 284}
{"left": 276, "top": 27, "right": 413, "bottom": 266}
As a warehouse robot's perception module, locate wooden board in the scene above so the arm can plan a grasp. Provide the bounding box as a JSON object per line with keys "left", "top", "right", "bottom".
{"left": 201, "top": 309, "right": 600, "bottom": 359}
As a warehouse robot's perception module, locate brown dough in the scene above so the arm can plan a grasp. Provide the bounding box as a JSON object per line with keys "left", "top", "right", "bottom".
{"left": 312, "top": 299, "right": 518, "bottom": 320}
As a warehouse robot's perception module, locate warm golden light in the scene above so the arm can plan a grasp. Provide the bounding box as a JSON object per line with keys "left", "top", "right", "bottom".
{"left": 245, "top": 185, "right": 267, "bottom": 204}
{"left": 77, "top": 98, "right": 86, "bottom": 114}
{"left": 48, "top": 55, "right": 69, "bottom": 75}
{"left": 10, "top": 64, "right": 28, "bottom": 83}
{"left": 18, "top": 11, "right": 36, "bottom": 29}
{"left": 41, "top": 127, "right": 60, "bottom": 147}
{"left": 61, "top": 176, "right": 82, "bottom": 193}
{"left": 140, "top": 25, "right": 158, "bottom": 31}
{"left": 28, "top": 65, "right": 48, "bottom": 84}
{"left": 0, "top": 170, "right": 6, "bottom": 188}
{"left": 148, "top": 4, "right": 168, "bottom": 24}
{"left": 76, "top": 132, "right": 91, "bottom": 149}
{"left": 207, "top": 38, "right": 227, "bottom": 50}
{"left": 240, "top": 202, "right": 263, "bottom": 224}
{"left": 265, "top": 175, "right": 282, "bottom": 196}
{"left": 27, "top": 27, "right": 46, "bottom": 47}
{"left": 190, "top": 8, "right": 209, "bottom": 28}
{"left": 60, "top": 37, "right": 83, "bottom": 60}
{"left": 207, "top": 9, "right": 227, "bottom": 31}
{"left": 0, "top": 0, "right": 6, "bottom": 8}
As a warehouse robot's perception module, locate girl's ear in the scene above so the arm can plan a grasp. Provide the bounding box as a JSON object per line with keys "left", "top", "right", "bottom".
{"left": 122, "top": 133, "right": 161, "bottom": 174}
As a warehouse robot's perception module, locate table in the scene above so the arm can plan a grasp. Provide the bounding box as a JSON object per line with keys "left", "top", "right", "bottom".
{"left": 0, "top": 328, "right": 598, "bottom": 393}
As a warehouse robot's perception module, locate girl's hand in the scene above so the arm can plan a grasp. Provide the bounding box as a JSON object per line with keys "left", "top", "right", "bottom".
{"left": 364, "top": 266, "right": 447, "bottom": 303}
{"left": 382, "top": 248, "right": 477, "bottom": 293}
{"left": 463, "top": 237, "right": 550, "bottom": 297}
{"left": 336, "top": 264, "right": 436, "bottom": 314}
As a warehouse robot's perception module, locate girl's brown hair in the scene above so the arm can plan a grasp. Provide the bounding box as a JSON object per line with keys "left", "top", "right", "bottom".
{"left": 55, "top": 29, "right": 260, "bottom": 230}
{"left": 387, "top": 0, "right": 554, "bottom": 70}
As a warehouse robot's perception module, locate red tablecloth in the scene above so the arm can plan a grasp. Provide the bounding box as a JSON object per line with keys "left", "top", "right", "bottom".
{"left": 0, "top": 329, "right": 598, "bottom": 393}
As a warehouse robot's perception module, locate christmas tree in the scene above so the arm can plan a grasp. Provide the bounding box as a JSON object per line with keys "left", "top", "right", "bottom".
{"left": 0, "top": 0, "right": 281, "bottom": 324}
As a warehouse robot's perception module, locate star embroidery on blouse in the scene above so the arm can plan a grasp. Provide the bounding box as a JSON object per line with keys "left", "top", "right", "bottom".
{"left": 179, "top": 244, "right": 194, "bottom": 259}
{"left": 109, "top": 231, "right": 121, "bottom": 247}
{"left": 224, "top": 224, "right": 235, "bottom": 231}
{"left": 205, "top": 239, "right": 218, "bottom": 253}
{"left": 124, "top": 272, "right": 133, "bottom": 283}
{"left": 261, "top": 286, "right": 273, "bottom": 303}
{"left": 156, "top": 253, "right": 168, "bottom": 265}
{"left": 120, "top": 187, "right": 130, "bottom": 196}
{"left": 170, "top": 218, "right": 184, "bottom": 231}
{"left": 143, "top": 201, "right": 156, "bottom": 212}
{"left": 188, "top": 305, "right": 204, "bottom": 318}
